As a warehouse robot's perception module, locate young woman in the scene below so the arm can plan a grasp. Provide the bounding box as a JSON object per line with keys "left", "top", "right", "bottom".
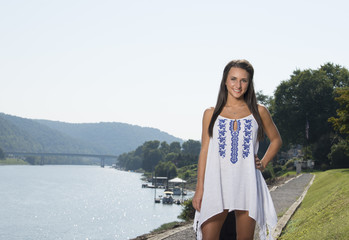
{"left": 192, "top": 60, "right": 282, "bottom": 240}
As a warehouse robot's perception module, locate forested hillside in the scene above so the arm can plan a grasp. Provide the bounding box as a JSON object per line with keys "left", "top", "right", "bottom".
{"left": 0, "top": 113, "right": 97, "bottom": 154}
{"left": 36, "top": 119, "right": 183, "bottom": 155}
{"left": 0, "top": 113, "right": 183, "bottom": 157}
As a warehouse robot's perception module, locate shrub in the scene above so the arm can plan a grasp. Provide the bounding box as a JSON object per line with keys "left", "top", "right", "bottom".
{"left": 262, "top": 168, "right": 272, "bottom": 179}
{"left": 178, "top": 198, "right": 195, "bottom": 221}
{"left": 273, "top": 165, "right": 282, "bottom": 174}
{"left": 328, "top": 139, "right": 349, "bottom": 168}
{"left": 320, "top": 163, "right": 329, "bottom": 171}
{"left": 285, "top": 161, "right": 294, "bottom": 169}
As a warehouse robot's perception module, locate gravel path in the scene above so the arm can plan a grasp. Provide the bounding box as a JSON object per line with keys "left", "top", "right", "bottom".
{"left": 271, "top": 173, "right": 313, "bottom": 216}
{"left": 158, "top": 173, "right": 314, "bottom": 240}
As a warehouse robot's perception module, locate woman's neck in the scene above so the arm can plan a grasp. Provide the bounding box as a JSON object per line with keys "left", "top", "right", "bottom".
{"left": 225, "top": 96, "right": 246, "bottom": 107}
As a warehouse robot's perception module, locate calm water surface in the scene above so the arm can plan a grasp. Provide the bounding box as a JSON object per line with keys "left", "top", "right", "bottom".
{"left": 0, "top": 165, "right": 190, "bottom": 240}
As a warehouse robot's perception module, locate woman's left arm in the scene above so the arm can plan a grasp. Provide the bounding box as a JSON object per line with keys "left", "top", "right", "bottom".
{"left": 258, "top": 104, "right": 282, "bottom": 170}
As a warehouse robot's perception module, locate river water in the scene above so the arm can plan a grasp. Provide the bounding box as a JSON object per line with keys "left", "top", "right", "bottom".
{"left": 0, "top": 165, "right": 191, "bottom": 240}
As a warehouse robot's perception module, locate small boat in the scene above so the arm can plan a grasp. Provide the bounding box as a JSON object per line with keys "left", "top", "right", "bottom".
{"left": 173, "top": 187, "right": 181, "bottom": 195}
{"left": 162, "top": 191, "right": 174, "bottom": 204}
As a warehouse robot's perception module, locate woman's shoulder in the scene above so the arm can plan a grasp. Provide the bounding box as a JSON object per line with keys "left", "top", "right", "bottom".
{"left": 257, "top": 104, "right": 271, "bottom": 118}
{"left": 204, "top": 107, "right": 215, "bottom": 115}
{"left": 202, "top": 107, "right": 215, "bottom": 121}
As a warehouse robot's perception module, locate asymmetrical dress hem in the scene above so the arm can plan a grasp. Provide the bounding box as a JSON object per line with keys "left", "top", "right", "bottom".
{"left": 193, "top": 114, "right": 277, "bottom": 240}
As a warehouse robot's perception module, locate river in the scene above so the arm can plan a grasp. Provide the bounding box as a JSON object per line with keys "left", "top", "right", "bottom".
{"left": 0, "top": 165, "right": 191, "bottom": 240}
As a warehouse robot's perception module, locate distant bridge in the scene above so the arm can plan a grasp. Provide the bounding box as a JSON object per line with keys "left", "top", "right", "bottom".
{"left": 5, "top": 152, "right": 118, "bottom": 167}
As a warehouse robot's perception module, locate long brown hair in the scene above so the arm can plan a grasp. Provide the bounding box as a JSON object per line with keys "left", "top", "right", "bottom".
{"left": 208, "top": 59, "right": 264, "bottom": 140}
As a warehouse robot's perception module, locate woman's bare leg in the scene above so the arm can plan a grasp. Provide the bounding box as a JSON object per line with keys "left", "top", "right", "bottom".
{"left": 235, "top": 210, "right": 256, "bottom": 240}
{"left": 201, "top": 210, "right": 228, "bottom": 240}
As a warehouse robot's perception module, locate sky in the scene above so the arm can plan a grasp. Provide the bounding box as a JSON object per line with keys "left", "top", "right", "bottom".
{"left": 1, "top": 0, "right": 348, "bottom": 141}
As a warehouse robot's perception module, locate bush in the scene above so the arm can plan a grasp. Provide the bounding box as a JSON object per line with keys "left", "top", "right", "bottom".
{"left": 328, "top": 139, "right": 349, "bottom": 168}
{"left": 183, "top": 170, "right": 190, "bottom": 179}
{"left": 320, "top": 163, "right": 329, "bottom": 171}
{"left": 273, "top": 165, "right": 282, "bottom": 174}
{"left": 285, "top": 161, "right": 294, "bottom": 169}
{"left": 262, "top": 168, "right": 272, "bottom": 179}
{"left": 178, "top": 198, "right": 195, "bottom": 221}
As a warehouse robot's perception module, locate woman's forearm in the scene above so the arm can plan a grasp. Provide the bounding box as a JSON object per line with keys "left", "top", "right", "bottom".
{"left": 261, "top": 138, "right": 282, "bottom": 166}
{"left": 195, "top": 149, "right": 208, "bottom": 191}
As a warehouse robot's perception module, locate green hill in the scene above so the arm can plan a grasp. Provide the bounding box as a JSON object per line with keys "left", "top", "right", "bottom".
{"left": 279, "top": 169, "right": 349, "bottom": 240}
{"left": 35, "top": 120, "right": 183, "bottom": 155}
{"left": 0, "top": 113, "right": 97, "bottom": 154}
{"left": 0, "top": 113, "right": 183, "bottom": 159}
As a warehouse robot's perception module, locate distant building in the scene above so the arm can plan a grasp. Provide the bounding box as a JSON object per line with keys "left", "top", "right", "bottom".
{"left": 279, "top": 144, "right": 303, "bottom": 164}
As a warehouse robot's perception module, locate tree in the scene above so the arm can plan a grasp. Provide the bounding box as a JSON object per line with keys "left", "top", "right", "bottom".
{"left": 125, "top": 156, "right": 142, "bottom": 170}
{"left": 142, "top": 140, "right": 160, "bottom": 151}
{"left": 320, "top": 62, "right": 349, "bottom": 88}
{"left": 272, "top": 63, "right": 349, "bottom": 166}
{"left": 142, "top": 148, "right": 163, "bottom": 172}
{"left": 327, "top": 87, "right": 349, "bottom": 168}
{"left": 256, "top": 90, "right": 273, "bottom": 109}
{"left": 159, "top": 141, "right": 170, "bottom": 155}
{"left": 155, "top": 161, "right": 177, "bottom": 179}
{"left": 117, "top": 152, "right": 127, "bottom": 167}
{"left": 165, "top": 152, "right": 179, "bottom": 162}
{"left": 140, "top": 140, "right": 163, "bottom": 171}
{"left": 169, "top": 142, "right": 181, "bottom": 153}
{"left": 134, "top": 145, "right": 143, "bottom": 157}
{"left": 328, "top": 87, "right": 349, "bottom": 138}
{"left": 273, "top": 68, "right": 334, "bottom": 146}
{"left": 181, "top": 139, "right": 201, "bottom": 156}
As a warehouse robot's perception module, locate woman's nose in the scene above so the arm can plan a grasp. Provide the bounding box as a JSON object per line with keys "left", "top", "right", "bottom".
{"left": 235, "top": 80, "right": 241, "bottom": 88}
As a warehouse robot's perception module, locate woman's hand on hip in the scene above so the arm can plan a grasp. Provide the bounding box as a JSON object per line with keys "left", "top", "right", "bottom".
{"left": 255, "top": 155, "right": 265, "bottom": 171}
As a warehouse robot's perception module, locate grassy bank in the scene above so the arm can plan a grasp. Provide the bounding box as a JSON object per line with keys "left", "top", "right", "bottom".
{"left": 0, "top": 158, "right": 28, "bottom": 165}
{"left": 279, "top": 169, "right": 349, "bottom": 240}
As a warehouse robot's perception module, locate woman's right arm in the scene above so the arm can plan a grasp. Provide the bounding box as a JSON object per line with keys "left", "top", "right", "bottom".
{"left": 192, "top": 108, "right": 214, "bottom": 212}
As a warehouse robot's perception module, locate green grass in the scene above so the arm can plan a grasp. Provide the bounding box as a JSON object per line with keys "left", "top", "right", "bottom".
{"left": 0, "top": 158, "right": 28, "bottom": 165}
{"left": 277, "top": 169, "right": 321, "bottom": 178}
{"left": 279, "top": 170, "right": 297, "bottom": 177}
{"left": 279, "top": 169, "right": 349, "bottom": 240}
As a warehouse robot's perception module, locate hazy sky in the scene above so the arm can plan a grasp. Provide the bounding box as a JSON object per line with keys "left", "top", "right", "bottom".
{"left": 1, "top": 0, "right": 348, "bottom": 141}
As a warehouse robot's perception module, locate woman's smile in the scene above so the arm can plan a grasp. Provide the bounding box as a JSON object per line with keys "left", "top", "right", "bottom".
{"left": 225, "top": 67, "right": 249, "bottom": 99}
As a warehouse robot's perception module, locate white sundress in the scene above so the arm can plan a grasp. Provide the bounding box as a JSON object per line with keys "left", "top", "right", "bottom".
{"left": 193, "top": 114, "right": 277, "bottom": 240}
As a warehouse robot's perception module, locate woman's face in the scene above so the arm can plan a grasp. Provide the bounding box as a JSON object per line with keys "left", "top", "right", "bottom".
{"left": 225, "top": 67, "right": 249, "bottom": 100}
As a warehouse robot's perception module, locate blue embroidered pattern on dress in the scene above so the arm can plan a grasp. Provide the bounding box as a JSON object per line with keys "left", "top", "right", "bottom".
{"left": 242, "top": 119, "right": 252, "bottom": 158}
{"left": 229, "top": 120, "right": 241, "bottom": 164}
{"left": 218, "top": 119, "right": 227, "bottom": 157}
